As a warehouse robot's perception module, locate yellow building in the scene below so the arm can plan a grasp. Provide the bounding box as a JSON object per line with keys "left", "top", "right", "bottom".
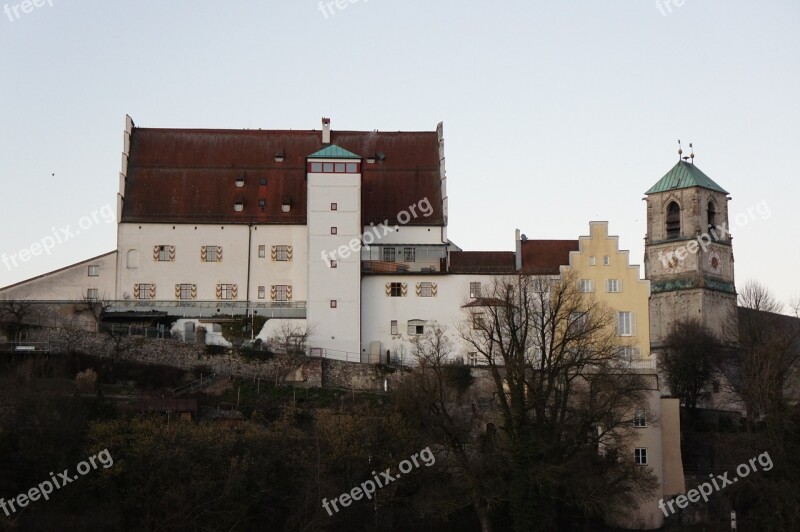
{"left": 564, "top": 221, "right": 686, "bottom": 530}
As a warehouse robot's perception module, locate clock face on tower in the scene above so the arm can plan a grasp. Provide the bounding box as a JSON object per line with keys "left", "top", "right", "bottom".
{"left": 708, "top": 250, "right": 722, "bottom": 274}
{"left": 660, "top": 249, "right": 686, "bottom": 274}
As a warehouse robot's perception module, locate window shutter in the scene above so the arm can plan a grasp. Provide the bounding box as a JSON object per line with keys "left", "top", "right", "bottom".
{"left": 153, "top": 246, "right": 160, "bottom": 261}
{"left": 270, "top": 285, "right": 277, "bottom": 301}
{"left": 200, "top": 246, "right": 207, "bottom": 261}
{"left": 133, "top": 284, "right": 140, "bottom": 299}
{"left": 216, "top": 247, "right": 223, "bottom": 262}
{"left": 271, "top": 246, "right": 277, "bottom": 261}
{"left": 216, "top": 284, "right": 222, "bottom": 299}
{"left": 150, "top": 284, "right": 156, "bottom": 299}
{"left": 175, "top": 284, "right": 181, "bottom": 299}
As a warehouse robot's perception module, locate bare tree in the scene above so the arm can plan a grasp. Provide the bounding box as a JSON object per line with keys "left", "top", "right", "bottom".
{"left": 0, "top": 299, "right": 34, "bottom": 342}
{"left": 398, "top": 323, "right": 501, "bottom": 532}
{"left": 722, "top": 281, "right": 800, "bottom": 432}
{"left": 661, "top": 318, "right": 722, "bottom": 412}
{"left": 458, "top": 271, "right": 656, "bottom": 530}
{"left": 270, "top": 321, "right": 314, "bottom": 355}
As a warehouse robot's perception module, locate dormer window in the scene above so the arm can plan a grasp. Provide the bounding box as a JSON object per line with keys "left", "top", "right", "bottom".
{"left": 666, "top": 202, "right": 681, "bottom": 239}
{"left": 274, "top": 152, "right": 285, "bottom": 163}
{"left": 234, "top": 202, "right": 244, "bottom": 212}
{"left": 235, "top": 177, "right": 245, "bottom": 188}
{"left": 282, "top": 201, "right": 291, "bottom": 213}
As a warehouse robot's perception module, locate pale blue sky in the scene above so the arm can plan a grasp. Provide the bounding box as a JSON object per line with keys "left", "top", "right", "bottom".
{"left": 1, "top": 1, "right": 798, "bottom": 304}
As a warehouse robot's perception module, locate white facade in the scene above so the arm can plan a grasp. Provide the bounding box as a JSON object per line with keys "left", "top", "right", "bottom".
{"left": 0, "top": 252, "right": 117, "bottom": 302}
{"left": 307, "top": 159, "right": 362, "bottom": 356}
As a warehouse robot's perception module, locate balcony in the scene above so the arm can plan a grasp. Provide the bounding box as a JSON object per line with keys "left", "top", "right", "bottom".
{"left": 361, "top": 245, "right": 447, "bottom": 274}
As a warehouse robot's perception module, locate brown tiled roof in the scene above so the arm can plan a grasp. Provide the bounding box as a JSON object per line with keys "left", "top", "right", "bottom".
{"left": 520, "top": 240, "right": 579, "bottom": 274}
{"left": 449, "top": 251, "right": 516, "bottom": 274}
{"left": 122, "top": 128, "right": 444, "bottom": 226}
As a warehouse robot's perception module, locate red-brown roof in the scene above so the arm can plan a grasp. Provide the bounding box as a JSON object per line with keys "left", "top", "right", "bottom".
{"left": 449, "top": 251, "right": 516, "bottom": 274}
{"left": 520, "top": 240, "right": 579, "bottom": 274}
{"left": 122, "top": 128, "right": 444, "bottom": 226}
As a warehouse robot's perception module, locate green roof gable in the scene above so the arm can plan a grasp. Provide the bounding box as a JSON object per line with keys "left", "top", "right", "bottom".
{"left": 645, "top": 161, "right": 728, "bottom": 195}
{"left": 307, "top": 145, "right": 361, "bottom": 159}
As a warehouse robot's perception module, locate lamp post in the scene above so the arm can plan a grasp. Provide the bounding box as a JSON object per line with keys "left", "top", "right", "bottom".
{"left": 251, "top": 310, "right": 258, "bottom": 340}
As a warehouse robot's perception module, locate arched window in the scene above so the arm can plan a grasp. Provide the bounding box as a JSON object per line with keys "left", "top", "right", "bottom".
{"left": 407, "top": 319, "right": 425, "bottom": 336}
{"left": 666, "top": 202, "right": 681, "bottom": 239}
{"left": 707, "top": 201, "right": 717, "bottom": 231}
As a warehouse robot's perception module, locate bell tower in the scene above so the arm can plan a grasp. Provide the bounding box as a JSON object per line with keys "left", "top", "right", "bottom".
{"left": 643, "top": 143, "right": 737, "bottom": 348}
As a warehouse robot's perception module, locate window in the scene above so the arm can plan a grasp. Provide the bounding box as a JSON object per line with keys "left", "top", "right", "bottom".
{"left": 282, "top": 203, "right": 291, "bottom": 213}
{"left": 407, "top": 319, "right": 425, "bottom": 336}
{"left": 606, "top": 279, "right": 621, "bottom": 292}
{"left": 618, "top": 311, "right": 634, "bottom": 336}
{"left": 275, "top": 245, "right": 290, "bottom": 261}
{"left": 472, "top": 312, "right": 485, "bottom": 330}
{"left": 330, "top": 227, "right": 337, "bottom": 235}
{"left": 258, "top": 286, "right": 266, "bottom": 299}
{"left": 470, "top": 282, "right": 481, "bottom": 299}
{"left": 390, "top": 282, "right": 403, "bottom": 297}
{"left": 618, "top": 346, "right": 640, "bottom": 361}
{"left": 403, "top": 247, "right": 416, "bottom": 262}
{"left": 330, "top": 300, "right": 337, "bottom": 308}
{"left": 86, "top": 288, "right": 99, "bottom": 301}
{"left": 330, "top": 260, "right": 337, "bottom": 268}
{"left": 136, "top": 284, "right": 154, "bottom": 300}
{"left": 323, "top": 162, "right": 334, "bottom": 172}
{"left": 235, "top": 177, "right": 244, "bottom": 187}
{"left": 707, "top": 201, "right": 717, "bottom": 231}
{"left": 157, "top": 245, "right": 171, "bottom": 262}
{"left": 274, "top": 285, "right": 290, "bottom": 302}
{"left": 260, "top": 178, "right": 267, "bottom": 186}
{"left": 219, "top": 284, "right": 236, "bottom": 300}
{"left": 234, "top": 202, "right": 244, "bottom": 212}
{"left": 634, "top": 411, "right": 647, "bottom": 428}
{"left": 86, "top": 265, "right": 99, "bottom": 277}
{"left": 589, "top": 256, "right": 596, "bottom": 266}
{"left": 204, "top": 245, "right": 220, "bottom": 262}
{"left": 258, "top": 199, "right": 266, "bottom": 210}
{"left": 666, "top": 202, "right": 681, "bottom": 239}
{"left": 634, "top": 448, "right": 648, "bottom": 465}
{"left": 258, "top": 245, "right": 266, "bottom": 258}
{"left": 178, "top": 284, "right": 194, "bottom": 300}
{"left": 603, "top": 255, "right": 610, "bottom": 266}
{"left": 579, "top": 279, "right": 594, "bottom": 293}
{"left": 468, "top": 352, "right": 479, "bottom": 366}
{"left": 310, "top": 162, "right": 323, "bottom": 172}
{"left": 383, "top": 247, "right": 396, "bottom": 262}
{"left": 418, "top": 282, "right": 433, "bottom": 297}
{"left": 390, "top": 320, "right": 398, "bottom": 335}
{"left": 331, "top": 202, "right": 337, "bottom": 211}
{"left": 308, "top": 162, "right": 359, "bottom": 173}
{"left": 346, "top": 162, "right": 358, "bottom": 173}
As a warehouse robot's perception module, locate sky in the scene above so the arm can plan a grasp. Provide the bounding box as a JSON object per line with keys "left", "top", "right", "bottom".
{"left": 1, "top": 0, "right": 798, "bottom": 305}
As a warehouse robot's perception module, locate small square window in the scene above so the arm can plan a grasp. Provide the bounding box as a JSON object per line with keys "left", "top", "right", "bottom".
{"left": 634, "top": 448, "right": 648, "bottom": 465}
{"left": 258, "top": 245, "right": 266, "bottom": 258}
{"left": 258, "top": 199, "right": 266, "bottom": 210}
{"left": 472, "top": 312, "right": 485, "bottom": 330}
{"left": 403, "top": 247, "right": 415, "bottom": 262}
{"left": 260, "top": 178, "right": 267, "bottom": 186}
{"left": 258, "top": 286, "right": 266, "bottom": 299}
{"left": 310, "top": 162, "right": 323, "bottom": 173}
{"left": 407, "top": 320, "right": 425, "bottom": 336}
{"left": 88, "top": 265, "right": 99, "bottom": 277}
{"left": 235, "top": 177, "right": 245, "bottom": 188}
{"left": 86, "top": 288, "right": 99, "bottom": 301}
{"left": 330, "top": 300, "right": 337, "bottom": 308}
{"left": 390, "top": 320, "right": 398, "bottom": 335}
{"left": 346, "top": 162, "right": 358, "bottom": 173}
{"left": 331, "top": 203, "right": 338, "bottom": 211}
{"left": 157, "top": 245, "right": 171, "bottom": 261}
{"left": 323, "top": 162, "right": 334, "bottom": 173}
{"left": 335, "top": 163, "right": 346, "bottom": 173}
{"left": 330, "top": 260, "right": 337, "bottom": 268}
{"left": 589, "top": 256, "right": 596, "bottom": 266}
{"left": 390, "top": 282, "right": 403, "bottom": 297}
{"left": 634, "top": 411, "right": 647, "bottom": 428}
{"left": 331, "top": 227, "right": 338, "bottom": 235}
{"left": 603, "top": 255, "right": 610, "bottom": 266}
{"left": 204, "top": 245, "right": 220, "bottom": 262}
{"left": 419, "top": 282, "right": 433, "bottom": 297}
{"left": 275, "top": 245, "right": 290, "bottom": 261}
{"left": 234, "top": 202, "right": 244, "bottom": 212}
{"left": 470, "top": 282, "right": 481, "bottom": 299}
{"left": 383, "top": 247, "right": 396, "bottom": 262}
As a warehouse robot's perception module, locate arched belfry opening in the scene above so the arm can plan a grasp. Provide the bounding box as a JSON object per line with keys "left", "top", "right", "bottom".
{"left": 666, "top": 202, "right": 681, "bottom": 240}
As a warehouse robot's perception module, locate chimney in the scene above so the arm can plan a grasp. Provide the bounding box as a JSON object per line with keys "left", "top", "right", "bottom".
{"left": 515, "top": 228, "right": 522, "bottom": 271}
{"left": 321, "top": 117, "right": 331, "bottom": 144}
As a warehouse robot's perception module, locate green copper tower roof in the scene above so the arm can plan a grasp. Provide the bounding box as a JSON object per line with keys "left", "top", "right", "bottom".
{"left": 308, "top": 145, "right": 361, "bottom": 159}
{"left": 645, "top": 161, "right": 728, "bottom": 195}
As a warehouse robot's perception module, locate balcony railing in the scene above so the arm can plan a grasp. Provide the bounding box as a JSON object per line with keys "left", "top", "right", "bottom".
{"left": 361, "top": 260, "right": 444, "bottom": 274}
